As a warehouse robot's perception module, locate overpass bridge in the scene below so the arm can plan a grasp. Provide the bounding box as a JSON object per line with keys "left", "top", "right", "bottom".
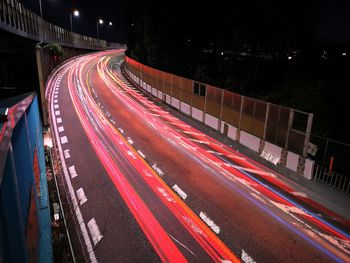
{"left": 0, "top": 0, "right": 125, "bottom": 124}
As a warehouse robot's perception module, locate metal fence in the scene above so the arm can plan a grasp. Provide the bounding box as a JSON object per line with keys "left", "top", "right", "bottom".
{"left": 313, "top": 164, "right": 350, "bottom": 193}
{"left": 0, "top": 0, "right": 108, "bottom": 50}
{"left": 124, "top": 56, "right": 314, "bottom": 165}
{"left": 310, "top": 134, "right": 350, "bottom": 176}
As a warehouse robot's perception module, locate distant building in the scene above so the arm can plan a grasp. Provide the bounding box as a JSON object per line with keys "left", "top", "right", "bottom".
{"left": 0, "top": 93, "right": 52, "bottom": 262}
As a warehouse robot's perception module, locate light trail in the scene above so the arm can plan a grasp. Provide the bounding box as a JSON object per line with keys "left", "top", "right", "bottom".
{"left": 95, "top": 52, "right": 350, "bottom": 261}
{"left": 62, "top": 51, "right": 239, "bottom": 262}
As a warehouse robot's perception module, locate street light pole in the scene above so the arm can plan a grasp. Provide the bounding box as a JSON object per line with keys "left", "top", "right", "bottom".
{"left": 38, "top": 0, "right": 44, "bottom": 40}
{"left": 70, "top": 10, "right": 79, "bottom": 32}
{"left": 97, "top": 19, "right": 103, "bottom": 39}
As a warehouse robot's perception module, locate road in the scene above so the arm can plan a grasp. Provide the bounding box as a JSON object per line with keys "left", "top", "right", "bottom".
{"left": 46, "top": 50, "right": 350, "bottom": 263}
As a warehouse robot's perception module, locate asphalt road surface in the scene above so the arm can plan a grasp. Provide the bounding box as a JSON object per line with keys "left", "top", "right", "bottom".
{"left": 46, "top": 50, "right": 350, "bottom": 263}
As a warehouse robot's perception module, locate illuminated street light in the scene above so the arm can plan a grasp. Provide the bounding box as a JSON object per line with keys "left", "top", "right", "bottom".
{"left": 70, "top": 9, "right": 80, "bottom": 32}
{"left": 97, "top": 19, "right": 104, "bottom": 39}
{"left": 109, "top": 21, "right": 113, "bottom": 26}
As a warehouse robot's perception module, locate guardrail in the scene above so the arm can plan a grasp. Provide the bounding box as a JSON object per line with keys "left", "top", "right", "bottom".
{"left": 124, "top": 56, "right": 315, "bottom": 179}
{"left": 313, "top": 164, "right": 350, "bottom": 193}
{"left": 0, "top": 0, "right": 112, "bottom": 50}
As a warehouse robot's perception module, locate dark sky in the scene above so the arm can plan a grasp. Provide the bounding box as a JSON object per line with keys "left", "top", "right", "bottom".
{"left": 19, "top": 0, "right": 350, "bottom": 45}
{"left": 20, "top": 0, "right": 128, "bottom": 43}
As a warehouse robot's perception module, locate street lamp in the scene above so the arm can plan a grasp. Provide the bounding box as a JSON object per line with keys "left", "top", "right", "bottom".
{"left": 107, "top": 21, "right": 113, "bottom": 42}
{"left": 97, "top": 19, "right": 104, "bottom": 39}
{"left": 70, "top": 9, "right": 79, "bottom": 32}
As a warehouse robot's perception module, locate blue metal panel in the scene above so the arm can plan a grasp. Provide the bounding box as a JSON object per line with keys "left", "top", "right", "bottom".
{"left": 0, "top": 147, "right": 28, "bottom": 263}
{"left": 11, "top": 116, "right": 34, "bottom": 229}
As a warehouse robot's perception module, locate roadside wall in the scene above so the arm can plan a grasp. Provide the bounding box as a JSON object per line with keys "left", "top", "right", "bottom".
{"left": 124, "top": 56, "right": 315, "bottom": 179}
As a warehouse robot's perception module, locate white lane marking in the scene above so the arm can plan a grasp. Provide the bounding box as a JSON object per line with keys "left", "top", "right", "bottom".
{"left": 172, "top": 184, "right": 187, "bottom": 200}
{"left": 54, "top": 95, "right": 58, "bottom": 98}
{"left": 127, "top": 151, "right": 137, "bottom": 160}
{"left": 54, "top": 99, "right": 58, "bottom": 103}
{"left": 50, "top": 74, "right": 97, "bottom": 263}
{"left": 188, "top": 138, "right": 210, "bottom": 145}
{"left": 76, "top": 188, "right": 88, "bottom": 205}
{"left": 292, "top": 192, "right": 308, "bottom": 198}
{"left": 168, "top": 233, "right": 196, "bottom": 256}
{"left": 87, "top": 218, "right": 103, "bottom": 246}
{"left": 117, "top": 128, "right": 124, "bottom": 134}
{"left": 64, "top": 149, "right": 71, "bottom": 159}
{"left": 157, "top": 187, "right": 175, "bottom": 202}
{"left": 241, "top": 249, "right": 256, "bottom": 263}
{"left": 55, "top": 110, "right": 61, "bottom": 116}
{"left": 152, "top": 163, "right": 164, "bottom": 177}
{"left": 58, "top": 126, "right": 64, "bottom": 132}
{"left": 199, "top": 211, "right": 220, "bottom": 234}
{"left": 54, "top": 104, "right": 59, "bottom": 109}
{"left": 127, "top": 137, "right": 134, "bottom": 144}
{"left": 57, "top": 117, "right": 62, "bottom": 123}
{"left": 137, "top": 150, "right": 146, "bottom": 159}
{"left": 206, "top": 150, "right": 223, "bottom": 155}
{"left": 68, "top": 165, "right": 78, "bottom": 179}
{"left": 60, "top": 136, "right": 68, "bottom": 144}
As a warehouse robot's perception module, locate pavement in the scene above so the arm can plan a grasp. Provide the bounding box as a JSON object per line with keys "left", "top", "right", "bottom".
{"left": 44, "top": 50, "right": 350, "bottom": 262}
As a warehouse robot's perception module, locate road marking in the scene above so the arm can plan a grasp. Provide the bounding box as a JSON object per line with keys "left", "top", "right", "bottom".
{"left": 152, "top": 163, "right": 164, "bottom": 177}
{"left": 127, "top": 137, "right": 134, "bottom": 144}
{"left": 64, "top": 149, "right": 71, "bottom": 159}
{"left": 68, "top": 165, "right": 78, "bottom": 178}
{"left": 241, "top": 249, "right": 256, "bottom": 263}
{"left": 57, "top": 117, "right": 62, "bottom": 123}
{"left": 199, "top": 211, "right": 220, "bottom": 234}
{"left": 50, "top": 76, "right": 97, "bottom": 263}
{"left": 76, "top": 188, "right": 88, "bottom": 205}
{"left": 188, "top": 138, "right": 210, "bottom": 145}
{"left": 117, "top": 128, "right": 124, "bottom": 134}
{"left": 54, "top": 99, "right": 58, "bottom": 103}
{"left": 172, "top": 184, "right": 187, "bottom": 200}
{"left": 60, "top": 136, "right": 68, "bottom": 144}
{"left": 58, "top": 126, "right": 64, "bottom": 132}
{"left": 157, "top": 187, "right": 175, "bottom": 202}
{"left": 87, "top": 218, "right": 103, "bottom": 246}
{"left": 169, "top": 233, "right": 196, "bottom": 256}
{"left": 292, "top": 192, "right": 308, "bottom": 198}
{"left": 137, "top": 150, "right": 146, "bottom": 159}
{"left": 55, "top": 110, "right": 60, "bottom": 116}
{"left": 127, "top": 151, "right": 137, "bottom": 159}
{"left": 54, "top": 104, "right": 59, "bottom": 109}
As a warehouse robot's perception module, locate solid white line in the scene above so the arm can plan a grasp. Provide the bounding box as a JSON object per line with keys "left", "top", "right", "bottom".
{"left": 241, "top": 249, "right": 256, "bottom": 263}
{"left": 76, "top": 188, "right": 88, "bottom": 205}
{"left": 61, "top": 136, "right": 68, "bottom": 144}
{"left": 199, "top": 211, "right": 220, "bottom": 234}
{"left": 87, "top": 218, "right": 103, "bottom": 246}
{"left": 168, "top": 233, "right": 196, "bottom": 256}
{"left": 50, "top": 73, "right": 97, "bottom": 263}
{"left": 57, "top": 117, "right": 62, "bottom": 123}
{"left": 58, "top": 126, "right": 64, "bottom": 132}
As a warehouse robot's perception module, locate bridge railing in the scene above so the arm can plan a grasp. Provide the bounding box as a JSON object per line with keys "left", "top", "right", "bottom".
{"left": 0, "top": 0, "right": 108, "bottom": 50}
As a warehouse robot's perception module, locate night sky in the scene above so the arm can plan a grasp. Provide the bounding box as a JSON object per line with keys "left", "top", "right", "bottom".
{"left": 19, "top": 0, "right": 350, "bottom": 45}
